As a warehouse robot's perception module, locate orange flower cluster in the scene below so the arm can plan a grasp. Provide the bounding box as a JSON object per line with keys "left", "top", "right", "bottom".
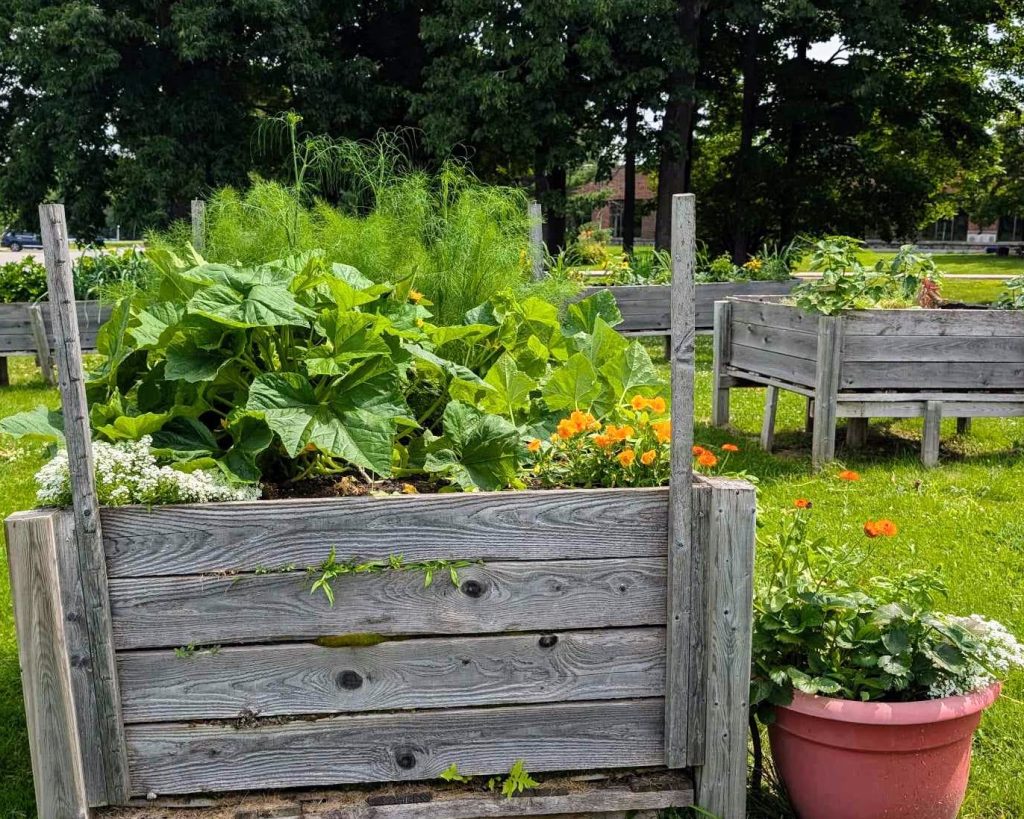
{"left": 594, "top": 423, "right": 634, "bottom": 448}
{"left": 557, "top": 410, "right": 600, "bottom": 439}
{"left": 651, "top": 420, "right": 671, "bottom": 443}
{"left": 618, "top": 449, "right": 636, "bottom": 467}
{"left": 793, "top": 498, "right": 812, "bottom": 509}
{"left": 838, "top": 470, "right": 861, "bottom": 482}
{"left": 409, "top": 289, "right": 424, "bottom": 303}
{"left": 863, "top": 519, "right": 898, "bottom": 538}
{"left": 527, "top": 439, "right": 541, "bottom": 453}
{"left": 722, "top": 443, "right": 739, "bottom": 453}
{"left": 640, "top": 449, "right": 657, "bottom": 466}
{"left": 630, "top": 395, "right": 667, "bottom": 413}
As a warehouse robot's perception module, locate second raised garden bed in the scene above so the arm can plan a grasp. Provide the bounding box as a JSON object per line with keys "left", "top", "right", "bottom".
{"left": 712, "top": 296, "right": 1024, "bottom": 468}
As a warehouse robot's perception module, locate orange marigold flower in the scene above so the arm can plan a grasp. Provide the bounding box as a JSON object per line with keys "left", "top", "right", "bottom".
{"left": 875, "top": 519, "right": 898, "bottom": 537}
{"left": 630, "top": 395, "right": 649, "bottom": 410}
{"left": 838, "top": 470, "right": 861, "bottom": 482}
{"left": 652, "top": 421, "right": 672, "bottom": 443}
{"left": 557, "top": 419, "right": 578, "bottom": 439}
{"left": 863, "top": 520, "right": 881, "bottom": 538}
{"left": 722, "top": 443, "right": 739, "bottom": 452}
{"left": 593, "top": 433, "right": 612, "bottom": 449}
{"left": 692, "top": 445, "right": 707, "bottom": 456}
{"left": 527, "top": 439, "right": 541, "bottom": 453}
{"left": 640, "top": 449, "right": 657, "bottom": 466}
{"left": 618, "top": 449, "right": 636, "bottom": 467}
{"left": 697, "top": 451, "right": 718, "bottom": 468}
{"left": 793, "top": 498, "right": 812, "bottom": 509}
{"left": 409, "top": 289, "right": 424, "bottom": 303}
{"left": 649, "top": 396, "right": 666, "bottom": 414}
{"left": 569, "top": 410, "right": 598, "bottom": 431}
{"left": 606, "top": 424, "right": 634, "bottom": 442}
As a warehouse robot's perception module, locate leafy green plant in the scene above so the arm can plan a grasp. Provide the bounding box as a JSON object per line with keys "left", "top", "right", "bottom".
{"left": 696, "top": 252, "right": 741, "bottom": 283}
{"left": 0, "top": 251, "right": 151, "bottom": 305}
{"left": 439, "top": 763, "right": 473, "bottom": 783}
{"left": 996, "top": 275, "right": 1024, "bottom": 310}
{"left": 751, "top": 507, "right": 1024, "bottom": 723}
{"left": 0, "top": 256, "right": 48, "bottom": 303}
{"left": 792, "top": 237, "right": 942, "bottom": 315}
{"left": 483, "top": 760, "right": 539, "bottom": 798}
{"left": 308, "top": 547, "right": 478, "bottom": 605}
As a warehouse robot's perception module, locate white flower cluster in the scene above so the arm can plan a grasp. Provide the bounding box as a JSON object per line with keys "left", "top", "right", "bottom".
{"left": 35, "top": 436, "right": 260, "bottom": 507}
{"left": 928, "top": 613, "right": 1024, "bottom": 699}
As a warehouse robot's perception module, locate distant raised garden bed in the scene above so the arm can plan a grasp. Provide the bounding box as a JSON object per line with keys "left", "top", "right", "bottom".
{"left": 582, "top": 280, "right": 799, "bottom": 336}
{"left": 711, "top": 296, "right": 1024, "bottom": 468}
{"left": 0, "top": 300, "right": 110, "bottom": 385}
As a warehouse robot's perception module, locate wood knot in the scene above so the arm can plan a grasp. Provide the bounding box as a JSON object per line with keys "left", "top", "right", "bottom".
{"left": 460, "top": 579, "right": 485, "bottom": 598}
{"left": 337, "top": 670, "right": 363, "bottom": 690}
{"left": 394, "top": 748, "right": 417, "bottom": 770}
{"left": 538, "top": 634, "right": 558, "bottom": 649}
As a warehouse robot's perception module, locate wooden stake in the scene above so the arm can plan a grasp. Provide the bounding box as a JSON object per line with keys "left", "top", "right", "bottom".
{"left": 38, "top": 203, "right": 129, "bottom": 804}
{"left": 28, "top": 303, "right": 55, "bottom": 385}
{"left": 665, "top": 193, "right": 697, "bottom": 767}
{"left": 191, "top": 198, "right": 206, "bottom": 252}
{"left": 711, "top": 300, "right": 732, "bottom": 427}
{"left": 529, "top": 201, "right": 544, "bottom": 281}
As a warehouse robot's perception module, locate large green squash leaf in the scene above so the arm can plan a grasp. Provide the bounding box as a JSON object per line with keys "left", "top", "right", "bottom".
{"left": 424, "top": 401, "right": 519, "bottom": 490}
{"left": 541, "top": 352, "right": 603, "bottom": 412}
{"left": 0, "top": 405, "right": 65, "bottom": 444}
{"left": 480, "top": 353, "right": 536, "bottom": 421}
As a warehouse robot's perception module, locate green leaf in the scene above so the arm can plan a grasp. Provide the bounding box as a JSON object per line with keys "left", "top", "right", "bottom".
{"left": 246, "top": 372, "right": 394, "bottom": 474}
{"left": 424, "top": 401, "right": 520, "bottom": 490}
{"left": 480, "top": 353, "right": 537, "bottom": 421}
{"left": 150, "top": 417, "right": 220, "bottom": 460}
{"left": 600, "top": 340, "right": 662, "bottom": 402}
{"left": 220, "top": 416, "right": 274, "bottom": 482}
{"left": 94, "top": 411, "right": 174, "bottom": 441}
{"left": 0, "top": 405, "right": 65, "bottom": 444}
{"left": 130, "top": 301, "right": 184, "bottom": 349}
{"left": 164, "top": 339, "right": 227, "bottom": 382}
{"left": 565, "top": 290, "right": 623, "bottom": 335}
{"left": 541, "top": 353, "right": 602, "bottom": 412}
{"left": 188, "top": 282, "right": 310, "bottom": 329}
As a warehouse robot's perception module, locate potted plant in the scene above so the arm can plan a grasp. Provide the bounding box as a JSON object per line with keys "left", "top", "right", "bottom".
{"left": 751, "top": 506, "right": 1024, "bottom": 819}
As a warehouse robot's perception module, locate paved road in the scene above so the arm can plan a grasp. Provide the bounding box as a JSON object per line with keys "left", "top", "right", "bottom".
{"left": 1, "top": 246, "right": 144, "bottom": 264}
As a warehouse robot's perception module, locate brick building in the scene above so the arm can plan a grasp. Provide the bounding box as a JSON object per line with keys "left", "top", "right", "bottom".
{"left": 574, "top": 166, "right": 657, "bottom": 243}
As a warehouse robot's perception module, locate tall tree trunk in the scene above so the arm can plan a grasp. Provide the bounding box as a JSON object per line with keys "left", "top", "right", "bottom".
{"left": 779, "top": 37, "right": 808, "bottom": 243}
{"left": 655, "top": 0, "right": 704, "bottom": 250}
{"left": 732, "top": 18, "right": 761, "bottom": 264}
{"left": 622, "top": 98, "right": 638, "bottom": 256}
{"left": 536, "top": 165, "right": 568, "bottom": 253}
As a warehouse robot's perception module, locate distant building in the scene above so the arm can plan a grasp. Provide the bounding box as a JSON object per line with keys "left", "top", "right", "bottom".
{"left": 874, "top": 213, "right": 1022, "bottom": 251}
{"left": 573, "top": 166, "right": 657, "bottom": 243}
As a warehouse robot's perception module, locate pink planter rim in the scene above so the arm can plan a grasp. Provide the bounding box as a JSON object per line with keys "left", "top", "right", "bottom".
{"left": 783, "top": 682, "right": 1001, "bottom": 727}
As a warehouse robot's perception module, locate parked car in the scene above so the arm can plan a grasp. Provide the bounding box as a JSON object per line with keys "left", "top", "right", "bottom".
{"left": 1, "top": 230, "right": 43, "bottom": 252}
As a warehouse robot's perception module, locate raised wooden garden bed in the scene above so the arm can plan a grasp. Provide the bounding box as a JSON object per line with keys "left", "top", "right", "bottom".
{"left": 0, "top": 299, "right": 110, "bottom": 385}
{"left": 712, "top": 296, "right": 1024, "bottom": 468}
{"left": 8, "top": 197, "right": 758, "bottom": 819}
{"left": 581, "top": 280, "right": 798, "bottom": 336}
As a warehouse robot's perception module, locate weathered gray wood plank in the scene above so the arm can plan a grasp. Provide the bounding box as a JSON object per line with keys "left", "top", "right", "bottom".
{"left": 529, "top": 201, "right": 544, "bottom": 281}
{"left": 101, "top": 487, "right": 669, "bottom": 578}
{"left": 728, "top": 343, "right": 818, "bottom": 389}
{"left": 94, "top": 772, "right": 694, "bottom": 818}
{"left": 109, "top": 558, "right": 668, "bottom": 650}
{"left": 845, "top": 417, "right": 868, "bottom": 450}
{"left": 837, "top": 400, "right": 1024, "bottom": 419}
{"left": 40, "top": 203, "right": 130, "bottom": 803}
{"left": 117, "top": 627, "right": 666, "bottom": 723}
{"left": 843, "top": 335, "right": 1024, "bottom": 363}
{"left": 29, "top": 304, "right": 55, "bottom": 385}
{"left": 191, "top": 199, "right": 206, "bottom": 252}
{"left": 5, "top": 511, "right": 90, "bottom": 818}
{"left": 760, "top": 385, "right": 779, "bottom": 452}
{"left": 125, "top": 699, "right": 667, "bottom": 796}
{"left": 0, "top": 300, "right": 109, "bottom": 354}
{"left": 956, "top": 417, "right": 973, "bottom": 435}
{"left": 845, "top": 309, "right": 1024, "bottom": 337}
{"left": 731, "top": 320, "right": 816, "bottom": 360}
{"left": 665, "top": 193, "right": 696, "bottom": 768}
{"left": 922, "top": 400, "right": 942, "bottom": 468}
{"left": 839, "top": 361, "right": 1024, "bottom": 390}
{"left": 711, "top": 300, "right": 732, "bottom": 426}
{"left": 694, "top": 476, "right": 756, "bottom": 819}
{"left": 811, "top": 316, "right": 843, "bottom": 470}
{"left": 728, "top": 296, "right": 817, "bottom": 333}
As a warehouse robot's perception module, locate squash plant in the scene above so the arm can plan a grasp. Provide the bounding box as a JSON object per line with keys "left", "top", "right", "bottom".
{"left": 3, "top": 248, "right": 665, "bottom": 493}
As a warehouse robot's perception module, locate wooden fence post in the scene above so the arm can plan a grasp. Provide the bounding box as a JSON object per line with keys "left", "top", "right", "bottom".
{"left": 922, "top": 400, "right": 942, "bottom": 467}
{"left": 665, "top": 193, "right": 697, "bottom": 767}
{"left": 29, "top": 303, "right": 55, "bottom": 385}
{"left": 529, "top": 200, "right": 544, "bottom": 281}
{"left": 711, "top": 300, "right": 733, "bottom": 427}
{"left": 811, "top": 315, "right": 843, "bottom": 470}
{"left": 38, "top": 203, "right": 130, "bottom": 805}
{"left": 191, "top": 198, "right": 206, "bottom": 252}
{"left": 694, "top": 476, "right": 757, "bottom": 819}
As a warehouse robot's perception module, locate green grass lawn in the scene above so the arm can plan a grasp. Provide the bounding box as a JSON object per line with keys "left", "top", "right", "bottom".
{"left": 1, "top": 343, "right": 1023, "bottom": 817}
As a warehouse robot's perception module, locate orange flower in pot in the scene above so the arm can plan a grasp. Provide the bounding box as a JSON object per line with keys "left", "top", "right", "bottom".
{"left": 752, "top": 508, "right": 1023, "bottom": 819}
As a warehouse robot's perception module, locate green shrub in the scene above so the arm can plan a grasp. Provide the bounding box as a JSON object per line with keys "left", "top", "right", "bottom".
{"left": 0, "top": 256, "right": 48, "bottom": 303}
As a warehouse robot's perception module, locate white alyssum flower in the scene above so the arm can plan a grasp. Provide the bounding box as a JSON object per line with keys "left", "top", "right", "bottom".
{"left": 927, "top": 613, "right": 1024, "bottom": 699}
{"left": 35, "top": 436, "right": 260, "bottom": 507}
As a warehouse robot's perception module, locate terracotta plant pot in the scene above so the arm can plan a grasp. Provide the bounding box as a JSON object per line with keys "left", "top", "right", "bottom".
{"left": 768, "top": 683, "right": 1001, "bottom": 819}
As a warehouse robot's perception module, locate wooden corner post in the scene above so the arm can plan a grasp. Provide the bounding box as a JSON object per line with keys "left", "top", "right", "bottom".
{"left": 665, "top": 193, "right": 698, "bottom": 768}
{"left": 38, "top": 203, "right": 130, "bottom": 807}
{"left": 191, "top": 198, "right": 206, "bottom": 252}
{"left": 811, "top": 315, "right": 843, "bottom": 470}
{"left": 695, "top": 475, "right": 756, "bottom": 819}
{"left": 711, "top": 300, "right": 733, "bottom": 427}
{"left": 528, "top": 200, "right": 544, "bottom": 281}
